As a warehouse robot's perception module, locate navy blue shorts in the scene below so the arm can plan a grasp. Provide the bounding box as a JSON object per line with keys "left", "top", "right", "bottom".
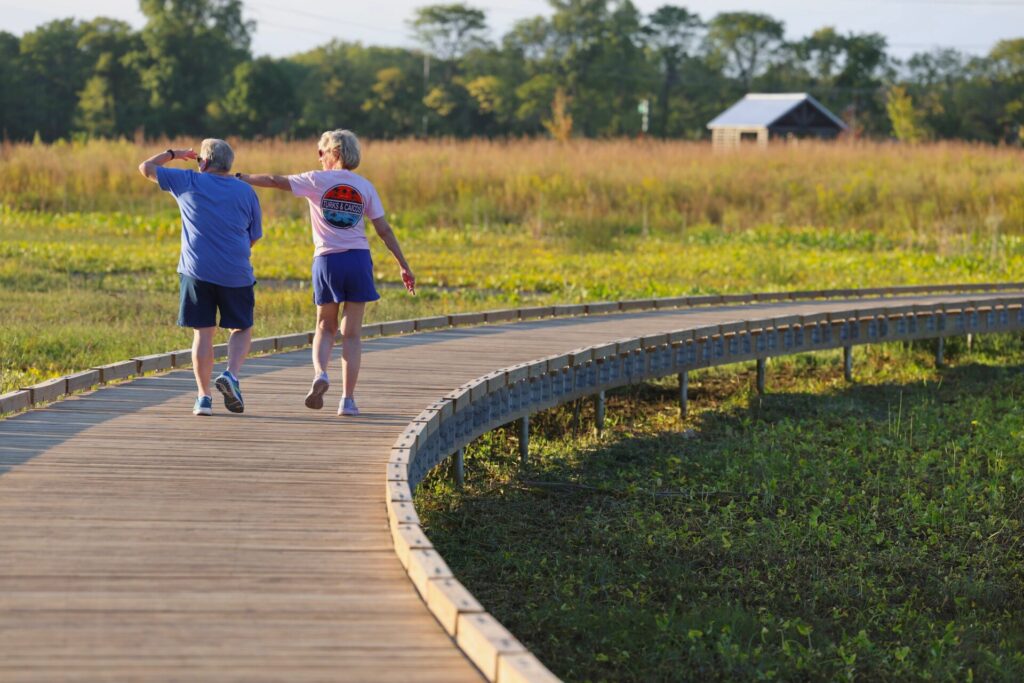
{"left": 178, "top": 274, "right": 255, "bottom": 329}
{"left": 312, "top": 249, "right": 380, "bottom": 305}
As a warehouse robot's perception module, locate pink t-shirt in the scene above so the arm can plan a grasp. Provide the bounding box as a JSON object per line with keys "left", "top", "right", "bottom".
{"left": 288, "top": 170, "right": 385, "bottom": 257}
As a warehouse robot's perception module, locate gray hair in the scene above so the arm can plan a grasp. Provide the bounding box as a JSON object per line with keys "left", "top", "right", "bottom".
{"left": 318, "top": 129, "right": 361, "bottom": 169}
{"left": 199, "top": 138, "right": 234, "bottom": 172}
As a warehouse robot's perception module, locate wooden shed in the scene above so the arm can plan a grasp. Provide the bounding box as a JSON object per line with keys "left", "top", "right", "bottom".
{"left": 707, "top": 93, "right": 848, "bottom": 149}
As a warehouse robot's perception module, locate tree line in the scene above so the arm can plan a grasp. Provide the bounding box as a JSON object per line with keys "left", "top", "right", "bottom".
{"left": 1, "top": 0, "right": 1023, "bottom": 143}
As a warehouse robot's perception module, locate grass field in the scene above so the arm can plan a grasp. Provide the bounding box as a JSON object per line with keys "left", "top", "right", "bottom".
{"left": 3, "top": 138, "right": 1024, "bottom": 393}
{"left": 416, "top": 340, "right": 1024, "bottom": 681}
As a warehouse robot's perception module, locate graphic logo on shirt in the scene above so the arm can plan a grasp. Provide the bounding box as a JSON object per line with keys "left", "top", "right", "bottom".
{"left": 320, "top": 184, "right": 364, "bottom": 229}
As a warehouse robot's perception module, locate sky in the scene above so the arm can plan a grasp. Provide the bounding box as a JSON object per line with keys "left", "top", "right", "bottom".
{"left": 2, "top": 0, "right": 1022, "bottom": 62}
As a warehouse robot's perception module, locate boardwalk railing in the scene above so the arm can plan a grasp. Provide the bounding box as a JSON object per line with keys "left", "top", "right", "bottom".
{"left": 3, "top": 281, "right": 1022, "bottom": 417}
{"left": 385, "top": 289, "right": 1024, "bottom": 682}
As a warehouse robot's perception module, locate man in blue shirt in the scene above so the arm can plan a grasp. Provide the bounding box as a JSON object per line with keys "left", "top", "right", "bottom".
{"left": 138, "top": 139, "right": 262, "bottom": 416}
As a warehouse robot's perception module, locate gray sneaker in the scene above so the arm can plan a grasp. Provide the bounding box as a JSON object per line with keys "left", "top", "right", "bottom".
{"left": 338, "top": 397, "right": 359, "bottom": 416}
{"left": 305, "top": 375, "right": 330, "bottom": 410}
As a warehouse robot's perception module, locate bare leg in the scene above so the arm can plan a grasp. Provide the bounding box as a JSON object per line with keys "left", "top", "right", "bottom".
{"left": 192, "top": 327, "right": 216, "bottom": 397}
{"left": 340, "top": 302, "right": 366, "bottom": 398}
{"left": 313, "top": 303, "right": 341, "bottom": 377}
{"left": 226, "top": 327, "right": 252, "bottom": 376}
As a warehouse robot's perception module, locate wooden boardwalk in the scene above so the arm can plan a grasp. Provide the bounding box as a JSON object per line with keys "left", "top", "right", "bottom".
{"left": 0, "top": 292, "right": 1019, "bottom": 681}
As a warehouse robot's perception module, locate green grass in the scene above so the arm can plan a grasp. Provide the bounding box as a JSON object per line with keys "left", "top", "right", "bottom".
{"left": 416, "top": 338, "right": 1024, "bottom": 681}
{"left": 5, "top": 203, "right": 1024, "bottom": 393}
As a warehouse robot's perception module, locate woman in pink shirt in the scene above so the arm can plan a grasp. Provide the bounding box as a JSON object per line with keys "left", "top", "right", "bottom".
{"left": 239, "top": 129, "right": 415, "bottom": 416}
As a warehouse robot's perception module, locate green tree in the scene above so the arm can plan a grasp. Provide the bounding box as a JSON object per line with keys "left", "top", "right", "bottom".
{"left": 0, "top": 32, "right": 30, "bottom": 140}
{"left": 644, "top": 5, "right": 703, "bottom": 136}
{"left": 410, "top": 3, "right": 489, "bottom": 63}
{"left": 207, "top": 57, "right": 297, "bottom": 137}
{"left": 75, "top": 18, "right": 146, "bottom": 137}
{"left": 886, "top": 86, "right": 928, "bottom": 143}
{"left": 130, "top": 0, "right": 253, "bottom": 136}
{"left": 362, "top": 67, "right": 425, "bottom": 137}
{"left": 989, "top": 39, "right": 1024, "bottom": 142}
{"left": 706, "top": 12, "right": 784, "bottom": 90}
{"left": 18, "top": 19, "right": 90, "bottom": 140}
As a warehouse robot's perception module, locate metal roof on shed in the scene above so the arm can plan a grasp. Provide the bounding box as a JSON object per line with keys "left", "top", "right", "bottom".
{"left": 707, "top": 93, "right": 847, "bottom": 130}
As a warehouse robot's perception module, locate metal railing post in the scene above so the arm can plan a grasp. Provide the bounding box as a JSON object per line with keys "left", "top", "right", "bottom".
{"left": 936, "top": 337, "right": 945, "bottom": 368}
{"left": 843, "top": 345, "right": 853, "bottom": 382}
{"left": 678, "top": 372, "right": 688, "bottom": 417}
{"left": 594, "top": 391, "right": 605, "bottom": 434}
{"left": 455, "top": 447, "right": 464, "bottom": 488}
{"left": 519, "top": 416, "right": 529, "bottom": 465}
{"left": 756, "top": 358, "right": 767, "bottom": 394}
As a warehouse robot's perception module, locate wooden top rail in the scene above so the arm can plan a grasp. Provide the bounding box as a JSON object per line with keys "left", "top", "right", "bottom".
{"left": 3, "top": 286, "right": 1024, "bottom": 682}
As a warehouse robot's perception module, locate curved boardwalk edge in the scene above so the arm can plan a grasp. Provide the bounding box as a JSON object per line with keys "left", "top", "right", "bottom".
{"left": 386, "top": 288, "right": 1024, "bottom": 683}
{"left": 3, "top": 281, "right": 1021, "bottom": 418}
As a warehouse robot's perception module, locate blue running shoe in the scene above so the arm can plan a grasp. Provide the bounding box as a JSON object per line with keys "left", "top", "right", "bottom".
{"left": 193, "top": 395, "right": 213, "bottom": 416}
{"left": 338, "top": 397, "right": 359, "bottom": 416}
{"left": 215, "top": 371, "right": 244, "bottom": 413}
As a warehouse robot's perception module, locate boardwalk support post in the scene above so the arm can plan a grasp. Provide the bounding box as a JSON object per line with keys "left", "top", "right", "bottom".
{"left": 756, "top": 358, "right": 767, "bottom": 395}
{"left": 519, "top": 416, "right": 529, "bottom": 465}
{"left": 594, "top": 391, "right": 606, "bottom": 434}
{"left": 678, "top": 372, "right": 688, "bottom": 417}
{"left": 936, "top": 337, "right": 945, "bottom": 368}
{"left": 843, "top": 346, "right": 853, "bottom": 382}
{"left": 455, "top": 447, "right": 464, "bottom": 488}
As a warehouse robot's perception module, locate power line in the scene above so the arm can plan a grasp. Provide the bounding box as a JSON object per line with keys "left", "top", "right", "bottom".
{"left": 246, "top": 0, "right": 409, "bottom": 37}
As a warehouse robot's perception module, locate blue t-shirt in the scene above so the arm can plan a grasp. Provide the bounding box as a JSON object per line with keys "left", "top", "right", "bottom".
{"left": 157, "top": 167, "right": 263, "bottom": 288}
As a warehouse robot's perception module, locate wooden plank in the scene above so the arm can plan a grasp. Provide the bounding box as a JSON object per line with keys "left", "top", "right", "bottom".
{"left": 654, "top": 296, "right": 689, "bottom": 309}
{"left": 392, "top": 524, "right": 432, "bottom": 570}
{"left": 249, "top": 336, "right": 277, "bottom": 354}
{"left": 517, "top": 306, "right": 554, "bottom": 320}
{"left": 276, "top": 332, "right": 311, "bottom": 350}
{"left": 687, "top": 294, "right": 723, "bottom": 306}
{"left": 552, "top": 304, "right": 585, "bottom": 317}
{"left": 407, "top": 548, "right": 454, "bottom": 598}
{"left": 426, "top": 576, "right": 485, "bottom": 636}
{"left": 0, "top": 390, "right": 31, "bottom": 414}
{"left": 170, "top": 348, "right": 192, "bottom": 367}
{"left": 24, "top": 378, "right": 66, "bottom": 405}
{"left": 449, "top": 312, "right": 486, "bottom": 326}
{"left": 497, "top": 653, "right": 561, "bottom": 683}
{"left": 456, "top": 612, "right": 527, "bottom": 681}
{"left": 416, "top": 316, "right": 450, "bottom": 332}
{"left": 379, "top": 320, "right": 416, "bottom": 336}
{"left": 133, "top": 353, "right": 173, "bottom": 373}
{"left": 361, "top": 323, "right": 383, "bottom": 338}
{"left": 93, "top": 360, "right": 136, "bottom": 383}
{"left": 584, "top": 301, "right": 619, "bottom": 315}
{"left": 484, "top": 309, "right": 518, "bottom": 324}
{"left": 388, "top": 499, "right": 422, "bottom": 530}
{"left": 619, "top": 298, "right": 656, "bottom": 311}
{"left": 65, "top": 369, "right": 100, "bottom": 394}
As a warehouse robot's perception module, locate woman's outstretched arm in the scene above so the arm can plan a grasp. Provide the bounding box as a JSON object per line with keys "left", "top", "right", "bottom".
{"left": 371, "top": 216, "right": 416, "bottom": 295}
{"left": 236, "top": 173, "right": 291, "bottom": 191}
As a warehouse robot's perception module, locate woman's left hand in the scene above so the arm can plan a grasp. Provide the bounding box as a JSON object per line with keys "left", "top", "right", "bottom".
{"left": 401, "top": 267, "right": 416, "bottom": 295}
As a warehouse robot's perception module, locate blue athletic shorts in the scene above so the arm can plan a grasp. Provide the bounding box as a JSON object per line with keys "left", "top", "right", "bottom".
{"left": 178, "top": 274, "right": 255, "bottom": 329}
{"left": 312, "top": 249, "right": 380, "bottom": 305}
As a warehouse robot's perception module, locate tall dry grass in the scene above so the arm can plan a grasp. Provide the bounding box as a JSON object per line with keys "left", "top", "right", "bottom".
{"left": 2, "top": 138, "right": 1022, "bottom": 242}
